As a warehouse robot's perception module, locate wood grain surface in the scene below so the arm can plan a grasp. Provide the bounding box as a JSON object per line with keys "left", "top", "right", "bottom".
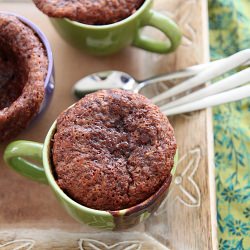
{"left": 0, "top": 0, "right": 217, "bottom": 249}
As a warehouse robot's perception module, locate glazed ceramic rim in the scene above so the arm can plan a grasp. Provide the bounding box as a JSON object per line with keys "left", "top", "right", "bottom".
{"left": 43, "top": 116, "right": 177, "bottom": 218}
{"left": 63, "top": 0, "right": 151, "bottom": 30}
{"left": 0, "top": 11, "right": 53, "bottom": 89}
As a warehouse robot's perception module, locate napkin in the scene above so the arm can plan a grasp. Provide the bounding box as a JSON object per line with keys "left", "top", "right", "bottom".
{"left": 209, "top": 0, "right": 250, "bottom": 248}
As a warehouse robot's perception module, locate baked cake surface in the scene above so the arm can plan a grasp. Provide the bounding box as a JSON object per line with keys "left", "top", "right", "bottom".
{"left": 53, "top": 89, "right": 176, "bottom": 211}
{"left": 33, "top": 0, "right": 145, "bottom": 25}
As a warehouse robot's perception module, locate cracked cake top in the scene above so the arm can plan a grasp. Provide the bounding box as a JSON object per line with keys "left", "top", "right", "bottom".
{"left": 33, "top": 0, "right": 145, "bottom": 25}
{"left": 52, "top": 89, "right": 176, "bottom": 211}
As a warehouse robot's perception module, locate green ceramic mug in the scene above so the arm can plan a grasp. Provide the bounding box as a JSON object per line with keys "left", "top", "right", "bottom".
{"left": 4, "top": 120, "right": 177, "bottom": 230}
{"left": 50, "top": 0, "right": 182, "bottom": 55}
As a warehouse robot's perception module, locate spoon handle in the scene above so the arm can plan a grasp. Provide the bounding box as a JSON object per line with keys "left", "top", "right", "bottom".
{"left": 163, "top": 84, "right": 250, "bottom": 116}
{"left": 160, "top": 67, "right": 250, "bottom": 110}
{"left": 150, "top": 49, "right": 250, "bottom": 104}
{"left": 138, "top": 60, "right": 222, "bottom": 89}
{"left": 138, "top": 56, "right": 249, "bottom": 91}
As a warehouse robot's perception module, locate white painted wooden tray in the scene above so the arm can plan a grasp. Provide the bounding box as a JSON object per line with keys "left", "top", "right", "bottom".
{"left": 0, "top": 0, "right": 217, "bottom": 249}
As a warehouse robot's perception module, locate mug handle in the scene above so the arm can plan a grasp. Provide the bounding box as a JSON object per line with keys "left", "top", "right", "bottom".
{"left": 133, "top": 10, "right": 182, "bottom": 53}
{"left": 4, "top": 140, "right": 48, "bottom": 184}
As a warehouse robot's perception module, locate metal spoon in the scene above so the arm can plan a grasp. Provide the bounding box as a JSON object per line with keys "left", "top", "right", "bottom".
{"left": 74, "top": 50, "right": 250, "bottom": 105}
{"left": 73, "top": 62, "right": 221, "bottom": 99}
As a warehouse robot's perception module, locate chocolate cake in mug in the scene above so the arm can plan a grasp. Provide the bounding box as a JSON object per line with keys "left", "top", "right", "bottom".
{"left": 32, "top": 0, "right": 182, "bottom": 56}
{"left": 52, "top": 89, "right": 177, "bottom": 211}
{"left": 0, "top": 13, "right": 49, "bottom": 141}
{"left": 4, "top": 89, "right": 177, "bottom": 229}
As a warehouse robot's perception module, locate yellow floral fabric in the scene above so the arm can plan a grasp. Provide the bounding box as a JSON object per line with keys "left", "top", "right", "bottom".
{"left": 209, "top": 0, "right": 250, "bottom": 249}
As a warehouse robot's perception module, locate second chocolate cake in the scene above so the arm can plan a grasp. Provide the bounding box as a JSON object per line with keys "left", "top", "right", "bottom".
{"left": 52, "top": 89, "right": 176, "bottom": 211}
{"left": 33, "top": 0, "right": 145, "bottom": 25}
{"left": 0, "top": 13, "right": 48, "bottom": 141}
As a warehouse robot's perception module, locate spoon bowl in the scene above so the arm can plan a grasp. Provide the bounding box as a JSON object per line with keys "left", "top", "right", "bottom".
{"left": 73, "top": 71, "right": 137, "bottom": 99}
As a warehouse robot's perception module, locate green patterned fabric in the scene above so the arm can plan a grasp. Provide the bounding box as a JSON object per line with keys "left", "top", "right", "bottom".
{"left": 209, "top": 0, "right": 250, "bottom": 249}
